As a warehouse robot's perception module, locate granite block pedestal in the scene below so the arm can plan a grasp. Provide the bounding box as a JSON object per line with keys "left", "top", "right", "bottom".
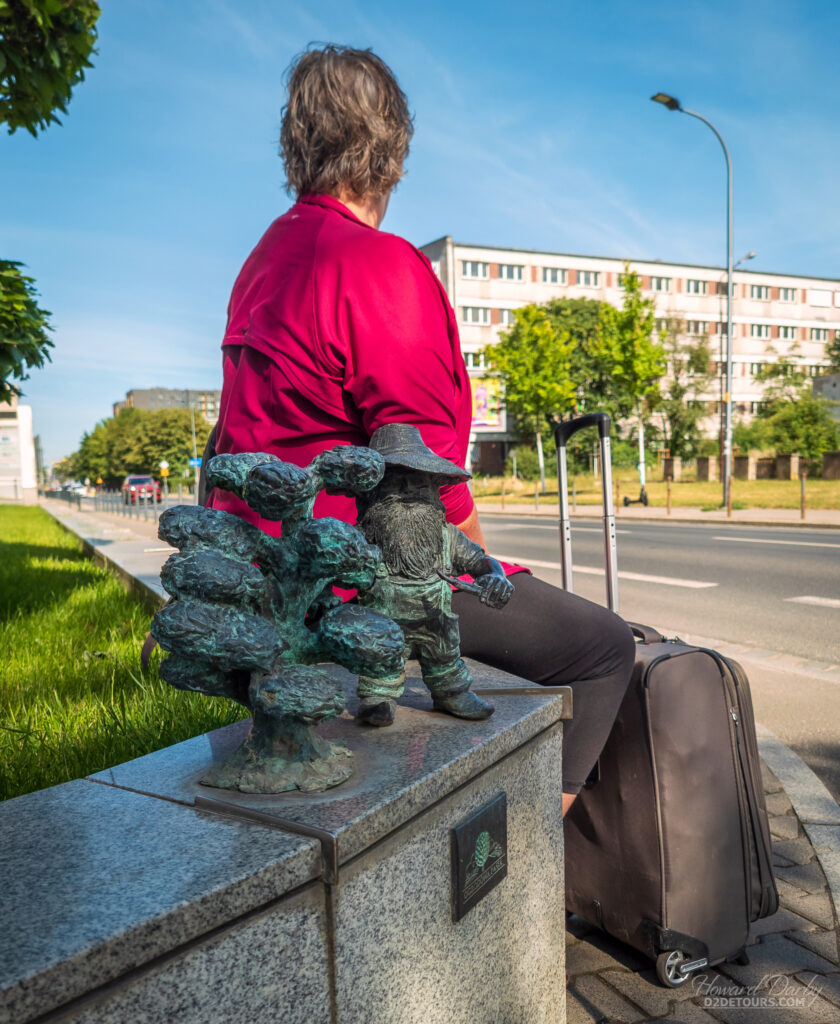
{"left": 1, "top": 661, "right": 570, "bottom": 1024}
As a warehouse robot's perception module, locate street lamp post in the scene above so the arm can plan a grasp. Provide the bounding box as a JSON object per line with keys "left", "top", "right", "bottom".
{"left": 717, "top": 252, "right": 755, "bottom": 475}
{"left": 651, "top": 92, "right": 736, "bottom": 508}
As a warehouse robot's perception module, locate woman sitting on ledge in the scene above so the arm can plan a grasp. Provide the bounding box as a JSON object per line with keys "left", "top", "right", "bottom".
{"left": 207, "top": 44, "right": 635, "bottom": 815}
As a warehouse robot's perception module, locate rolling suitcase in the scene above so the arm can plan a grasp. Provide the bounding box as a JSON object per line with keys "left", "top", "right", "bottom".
{"left": 555, "top": 413, "right": 779, "bottom": 988}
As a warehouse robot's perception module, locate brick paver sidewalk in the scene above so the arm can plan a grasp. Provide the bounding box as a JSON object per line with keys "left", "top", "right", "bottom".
{"left": 566, "top": 762, "right": 840, "bottom": 1023}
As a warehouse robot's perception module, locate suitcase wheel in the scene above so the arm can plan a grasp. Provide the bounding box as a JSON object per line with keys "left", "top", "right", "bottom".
{"left": 656, "top": 951, "right": 691, "bottom": 989}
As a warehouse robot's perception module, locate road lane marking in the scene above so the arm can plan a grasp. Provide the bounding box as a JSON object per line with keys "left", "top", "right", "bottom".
{"left": 785, "top": 596, "right": 840, "bottom": 609}
{"left": 713, "top": 536, "right": 840, "bottom": 549}
{"left": 493, "top": 555, "right": 717, "bottom": 589}
{"left": 481, "top": 524, "right": 626, "bottom": 532}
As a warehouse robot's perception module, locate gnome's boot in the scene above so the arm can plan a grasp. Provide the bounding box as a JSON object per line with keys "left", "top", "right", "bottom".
{"left": 357, "top": 696, "right": 397, "bottom": 727}
{"left": 423, "top": 658, "right": 494, "bottom": 720}
{"left": 432, "top": 690, "right": 494, "bottom": 720}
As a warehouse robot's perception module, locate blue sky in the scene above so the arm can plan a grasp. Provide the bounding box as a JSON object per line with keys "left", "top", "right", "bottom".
{"left": 4, "top": 0, "right": 840, "bottom": 464}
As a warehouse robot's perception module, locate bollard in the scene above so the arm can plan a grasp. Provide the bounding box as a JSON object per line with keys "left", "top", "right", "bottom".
{"left": 666, "top": 476, "right": 672, "bottom": 515}
{"left": 800, "top": 471, "right": 807, "bottom": 521}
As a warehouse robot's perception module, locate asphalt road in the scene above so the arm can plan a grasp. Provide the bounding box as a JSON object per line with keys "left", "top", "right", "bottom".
{"left": 480, "top": 513, "right": 840, "bottom": 800}
{"left": 482, "top": 514, "right": 840, "bottom": 663}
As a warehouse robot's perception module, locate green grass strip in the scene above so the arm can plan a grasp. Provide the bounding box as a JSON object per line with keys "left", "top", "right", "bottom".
{"left": 0, "top": 507, "right": 247, "bottom": 802}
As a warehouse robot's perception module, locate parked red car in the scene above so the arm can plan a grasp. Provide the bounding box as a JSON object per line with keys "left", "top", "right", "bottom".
{"left": 121, "top": 475, "right": 162, "bottom": 504}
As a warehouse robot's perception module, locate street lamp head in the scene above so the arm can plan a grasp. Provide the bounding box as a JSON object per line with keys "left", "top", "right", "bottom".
{"left": 651, "top": 92, "right": 681, "bottom": 111}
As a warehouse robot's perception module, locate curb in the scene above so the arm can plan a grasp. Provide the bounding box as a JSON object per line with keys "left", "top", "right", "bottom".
{"left": 475, "top": 505, "right": 840, "bottom": 529}
{"left": 41, "top": 502, "right": 166, "bottom": 614}
{"left": 757, "top": 724, "right": 840, "bottom": 925}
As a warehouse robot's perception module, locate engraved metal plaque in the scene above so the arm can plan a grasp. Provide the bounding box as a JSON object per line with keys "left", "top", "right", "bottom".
{"left": 451, "top": 792, "right": 507, "bottom": 921}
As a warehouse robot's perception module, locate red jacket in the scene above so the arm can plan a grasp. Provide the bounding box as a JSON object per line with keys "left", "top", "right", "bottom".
{"left": 209, "top": 193, "right": 476, "bottom": 532}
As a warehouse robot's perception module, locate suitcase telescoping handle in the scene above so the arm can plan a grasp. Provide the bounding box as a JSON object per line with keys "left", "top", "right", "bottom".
{"left": 554, "top": 413, "right": 619, "bottom": 614}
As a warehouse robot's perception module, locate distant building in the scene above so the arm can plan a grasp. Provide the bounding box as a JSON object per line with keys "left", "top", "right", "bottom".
{"left": 0, "top": 396, "right": 38, "bottom": 503}
{"left": 813, "top": 373, "right": 840, "bottom": 420}
{"left": 421, "top": 237, "right": 840, "bottom": 470}
{"left": 112, "top": 388, "right": 222, "bottom": 423}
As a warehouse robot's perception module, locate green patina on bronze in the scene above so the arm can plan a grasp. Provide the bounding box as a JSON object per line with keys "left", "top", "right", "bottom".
{"left": 151, "top": 445, "right": 405, "bottom": 794}
{"left": 354, "top": 424, "right": 514, "bottom": 728}
{"left": 151, "top": 426, "right": 514, "bottom": 793}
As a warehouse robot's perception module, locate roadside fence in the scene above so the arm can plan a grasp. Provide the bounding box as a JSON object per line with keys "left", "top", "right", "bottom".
{"left": 41, "top": 487, "right": 196, "bottom": 521}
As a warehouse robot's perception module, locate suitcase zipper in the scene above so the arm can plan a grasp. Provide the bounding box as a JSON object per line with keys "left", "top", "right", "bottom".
{"left": 705, "top": 652, "right": 776, "bottom": 920}
{"left": 723, "top": 661, "right": 777, "bottom": 919}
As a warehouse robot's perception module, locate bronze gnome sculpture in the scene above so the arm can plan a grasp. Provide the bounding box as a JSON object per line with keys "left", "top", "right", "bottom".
{"left": 355, "top": 424, "right": 514, "bottom": 727}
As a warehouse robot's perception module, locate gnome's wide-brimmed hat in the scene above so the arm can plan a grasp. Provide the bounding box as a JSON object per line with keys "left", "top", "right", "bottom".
{"left": 368, "top": 424, "right": 471, "bottom": 482}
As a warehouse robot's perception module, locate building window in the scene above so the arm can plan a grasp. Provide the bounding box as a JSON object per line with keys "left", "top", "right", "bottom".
{"left": 498, "top": 264, "right": 524, "bottom": 281}
{"left": 686, "top": 320, "right": 708, "bottom": 336}
{"left": 462, "top": 306, "right": 491, "bottom": 325}
{"left": 750, "top": 362, "right": 766, "bottom": 375}
{"left": 655, "top": 318, "right": 669, "bottom": 333}
{"left": 778, "top": 326, "right": 797, "bottom": 340}
{"left": 578, "top": 270, "right": 600, "bottom": 287}
{"left": 750, "top": 324, "right": 771, "bottom": 339}
{"left": 808, "top": 364, "right": 821, "bottom": 377}
{"left": 685, "top": 279, "right": 708, "bottom": 295}
{"left": 750, "top": 284, "right": 771, "bottom": 300}
{"left": 499, "top": 309, "right": 515, "bottom": 326}
{"left": 542, "top": 267, "right": 566, "bottom": 284}
{"left": 778, "top": 287, "right": 796, "bottom": 302}
{"left": 461, "top": 260, "right": 488, "bottom": 279}
{"left": 811, "top": 327, "right": 829, "bottom": 342}
{"left": 650, "top": 276, "right": 671, "bottom": 292}
{"left": 463, "top": 351, "right": 487, "bottom": 370}
{"left": 749, "top": 401, "right": 769, "bottom": 414}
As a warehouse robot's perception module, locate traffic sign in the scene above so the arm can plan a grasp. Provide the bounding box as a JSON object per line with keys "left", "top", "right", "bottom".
{"left": 188, "top": 457, "right": 202, "bottom": 467}
{"left": 160, "top": 467, "right": 170, "bottom": 478}
{"left": 159, "top": 460, "right": 169, "bottom": 470}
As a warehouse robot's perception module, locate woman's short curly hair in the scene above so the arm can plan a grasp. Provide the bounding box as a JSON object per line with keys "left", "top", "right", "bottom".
{"left": 280, "top": 45, "right": 413, "bottom": 200}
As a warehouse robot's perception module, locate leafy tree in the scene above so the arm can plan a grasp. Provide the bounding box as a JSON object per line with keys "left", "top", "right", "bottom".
{"left": 599, "top": 267, "right": 665, "bottom": 490}
{"left": 540, "top": 297, "right": 616, "bottom": 415}
{"left": 606, "top": 267, "right": 666, "bottom": 419}
{"left": 0, "top": 0, "right": 100, "bottom": 136}
{"left": 825, "top": 334, "right": 840, "bottom": 373}
{"left": 743, "top": 354, "right": 839, "bottom": 472}
{"left": 655, "top": 317, "right": 715, "bottom": 459}
{"left": 483, "top": 305, "right": 576, "bottom": 491}
{"left": 71, "top": 408, "right": 213, "bottom": 485}
{"left": 732, "top": 416, "right": 773, "bottom": 454}
{"left": 764, "top": 392, "right": 838, "bottom": 473}
{"left": 754, "top": 354, "right": 808, "bottom": 405}
{"left": 0, "top": 260, "right": 53, "bottom": 402}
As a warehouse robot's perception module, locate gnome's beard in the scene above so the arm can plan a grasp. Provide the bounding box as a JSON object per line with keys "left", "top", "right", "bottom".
{"left": 359, "top": 493, "right": 445, "bottom": 579}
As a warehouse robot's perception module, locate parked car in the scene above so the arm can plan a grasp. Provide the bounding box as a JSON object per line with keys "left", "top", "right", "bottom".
{"left": 121, "top": 475, "right": 162, "bottom": 504}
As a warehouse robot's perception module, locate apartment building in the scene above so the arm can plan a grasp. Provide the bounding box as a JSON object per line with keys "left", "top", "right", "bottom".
{"left": 421, "top": 237, "right": 840, "bottom": 470}
{"left": 112, "top": 387, "right": 222, "bottom": 423}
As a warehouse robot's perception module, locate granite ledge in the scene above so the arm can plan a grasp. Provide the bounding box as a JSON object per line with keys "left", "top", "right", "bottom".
{"left": 0, "top": 779, "right": 321, "bottom": 1024}
{"left": 90, "top": 661, "right": 571, "bottom": 865}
